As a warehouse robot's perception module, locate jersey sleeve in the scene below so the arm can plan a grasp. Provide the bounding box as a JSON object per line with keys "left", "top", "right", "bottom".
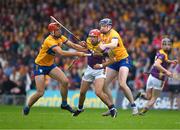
{"left": 156, "top": 53, "right": 165, "bottom": 62}
{"left": 61, "top": 35, "right": 68, "bottom": 44}
{"left": 111, "top": 31, "right": 119, "bottom": 40}
{"left": 111, "top": 30, "right": 123, "bottom": 47}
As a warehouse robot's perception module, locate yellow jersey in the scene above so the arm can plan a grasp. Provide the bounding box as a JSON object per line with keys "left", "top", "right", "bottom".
{"left": 100, "top": 29, "right": 128, "bottom": 61}
{"left": 35, "top": 35, "right": 68, "bottom": 66}
{"left": 86, "top": 37, "right": 101, "bottom": 52}
{"left": 86, "top": 38, "right": 104, "bottom": 68}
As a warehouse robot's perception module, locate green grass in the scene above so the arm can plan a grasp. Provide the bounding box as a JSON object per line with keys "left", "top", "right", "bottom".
{"left": 0, "top": 105, "right": 180, "bottom": 129}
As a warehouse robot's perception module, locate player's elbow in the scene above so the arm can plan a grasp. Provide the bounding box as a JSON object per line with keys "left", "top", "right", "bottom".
{"left": 53, "top": 47, "right": 64, "bottom": 55}
{"left": 57, "top": 50, "right": 70, "bottom": 56}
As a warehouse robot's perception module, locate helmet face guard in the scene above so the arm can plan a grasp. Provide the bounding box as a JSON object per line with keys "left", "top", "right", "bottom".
{"left": 88, "top": 29, "right": 101, "bottom": 45}
{"left": 161, "top": 38, "right": 172, "bottom": 52}
{"left": 162, "top": 38, "right": 172, "bottom": 46}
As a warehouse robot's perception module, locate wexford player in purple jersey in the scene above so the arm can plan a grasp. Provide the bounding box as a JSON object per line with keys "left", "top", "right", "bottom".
{"left": 72, "top": 29, "right": 117, "bottom": 118}
{"left": 135, "top": 37, "right": 178, "bottom": 115}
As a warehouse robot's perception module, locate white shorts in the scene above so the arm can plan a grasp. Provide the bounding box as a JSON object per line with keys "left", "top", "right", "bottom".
{"left": 82, "top": 65, "right": 106, "bottom": 82}
{"left": 146, "top": 74, "right": 163, "bottom": 90}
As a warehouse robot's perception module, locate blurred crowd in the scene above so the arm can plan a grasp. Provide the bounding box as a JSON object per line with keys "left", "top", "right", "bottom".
{"left": 0, "top": 0, "right": 179, "bottom": 95}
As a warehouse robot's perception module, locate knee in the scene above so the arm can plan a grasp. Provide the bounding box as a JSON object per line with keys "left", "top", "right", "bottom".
{"left": 119, "top": 81, "right": 127, "bottom": 89}
{"left": 95, "top": 90, "right": 102, "bottom": 97}
{"left": 61, "top": 79, "right": 69, "bottom": 87}
{"left": 149, "top": 97, "right": 157, "bottom": 103}
{"left": 146, "top": 95, "right": 152, "bottom": 100}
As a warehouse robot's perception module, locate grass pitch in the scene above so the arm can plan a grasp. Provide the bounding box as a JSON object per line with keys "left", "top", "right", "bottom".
{"left": 0, "top": 105, "right": 180, "bottom": 129}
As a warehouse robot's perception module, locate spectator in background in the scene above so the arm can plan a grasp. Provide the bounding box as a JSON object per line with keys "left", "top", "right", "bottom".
{"left": 9, "top": 67, "right": 20, "bottom": 86}
{"left": 2, "top": 75, "right": 18, "bottom": 95}
{"left": 167, "top": 51, "right": 180, "bottom": 110}
{"left": 0, "top": 68, "right": 4, "bottom": 94}
{"left": 3, "top": 63, "right": 13, "bottom": 77}
{"left": 136, "top": 51, "right": 151, "bottom": 74}
{"left": 70, "top": 67, "right": 81, "bottom": 89}
{"left": 18, "top": 65, "right": 31, "bottom": 93}
{"left": 134, "top": 71, "right": 148, "bottom": 91}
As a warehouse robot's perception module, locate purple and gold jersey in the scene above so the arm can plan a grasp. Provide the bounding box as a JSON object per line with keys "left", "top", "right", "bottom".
{"left": 150, "top": 49, "right": 169, "bottom": 80}
{"left": 35, "top": 35, "right": 68, "bottom": 66}
{"left": 86, "top": 38, "right": 104, "bottom": 68}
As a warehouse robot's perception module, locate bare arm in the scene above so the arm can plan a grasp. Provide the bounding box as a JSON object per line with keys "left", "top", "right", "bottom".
{"left": 65, "top": 40, "right": 88, "bottom": 52}
{"left": 52, "top": 46, "right": 85, "bottom": 57}
{"left": 99, "top": 38, "right": 118, "bottom": 50}
{"left": 167, "top": 59, "right": 178, "bottom": 65}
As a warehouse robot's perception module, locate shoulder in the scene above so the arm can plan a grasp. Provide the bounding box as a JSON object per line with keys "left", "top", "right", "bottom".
{"left": 60, "top": 35, "right": 68, "bottom": 43}
{"left": 111, "top": 29, "right": 119, "bottom": 34}
{"left": 44, "top": 35, "right": 59, "bottom": 47}
{"left": 110, "top": 29, "right": 120, "bottom": 38}
{"left": 44, "top": 35, "right": 53, "bottom": 44}
{"left": 156, "top": 49, "right": 168, "bottom": 60}
{"left": 157, "top": 50, "right": 165, "bottom": 57}
{"left": 159, "top": 49, "right": 168, "bottom": 58}
{"left": 60, "top": 35, "right": 68, "bottom": 40}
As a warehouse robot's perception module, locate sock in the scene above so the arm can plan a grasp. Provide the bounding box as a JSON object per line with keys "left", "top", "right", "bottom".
{"left": 62, "top": 101, "right": 67, "bottom": 106}
{"left": 78, "top": 105, "right": 83, "bottom": 111}
{"left": 26, "top": 104, "right": 30, "bottom": 109}
{"left": 108, "top": 104, "right": 115, "bottom": 110}
{"left": 131, "top": 103, "right": 136, "bottom": 107}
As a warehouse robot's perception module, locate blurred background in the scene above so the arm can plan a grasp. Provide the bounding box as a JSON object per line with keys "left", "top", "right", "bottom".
{"left": 0, "top": 0, "right": 179, "bottom": 109}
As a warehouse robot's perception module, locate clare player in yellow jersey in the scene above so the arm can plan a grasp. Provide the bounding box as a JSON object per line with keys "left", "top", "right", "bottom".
{"left": 94, "top": 18, "right": 138, "bottom": 116}
{"left": 23, "top": 22, "right": 88, "bottom": 115}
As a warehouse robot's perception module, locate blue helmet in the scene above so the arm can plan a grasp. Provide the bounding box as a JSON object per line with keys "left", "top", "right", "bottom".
{"left": 99, "top": 18, "right": 112, "bottom": 26}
